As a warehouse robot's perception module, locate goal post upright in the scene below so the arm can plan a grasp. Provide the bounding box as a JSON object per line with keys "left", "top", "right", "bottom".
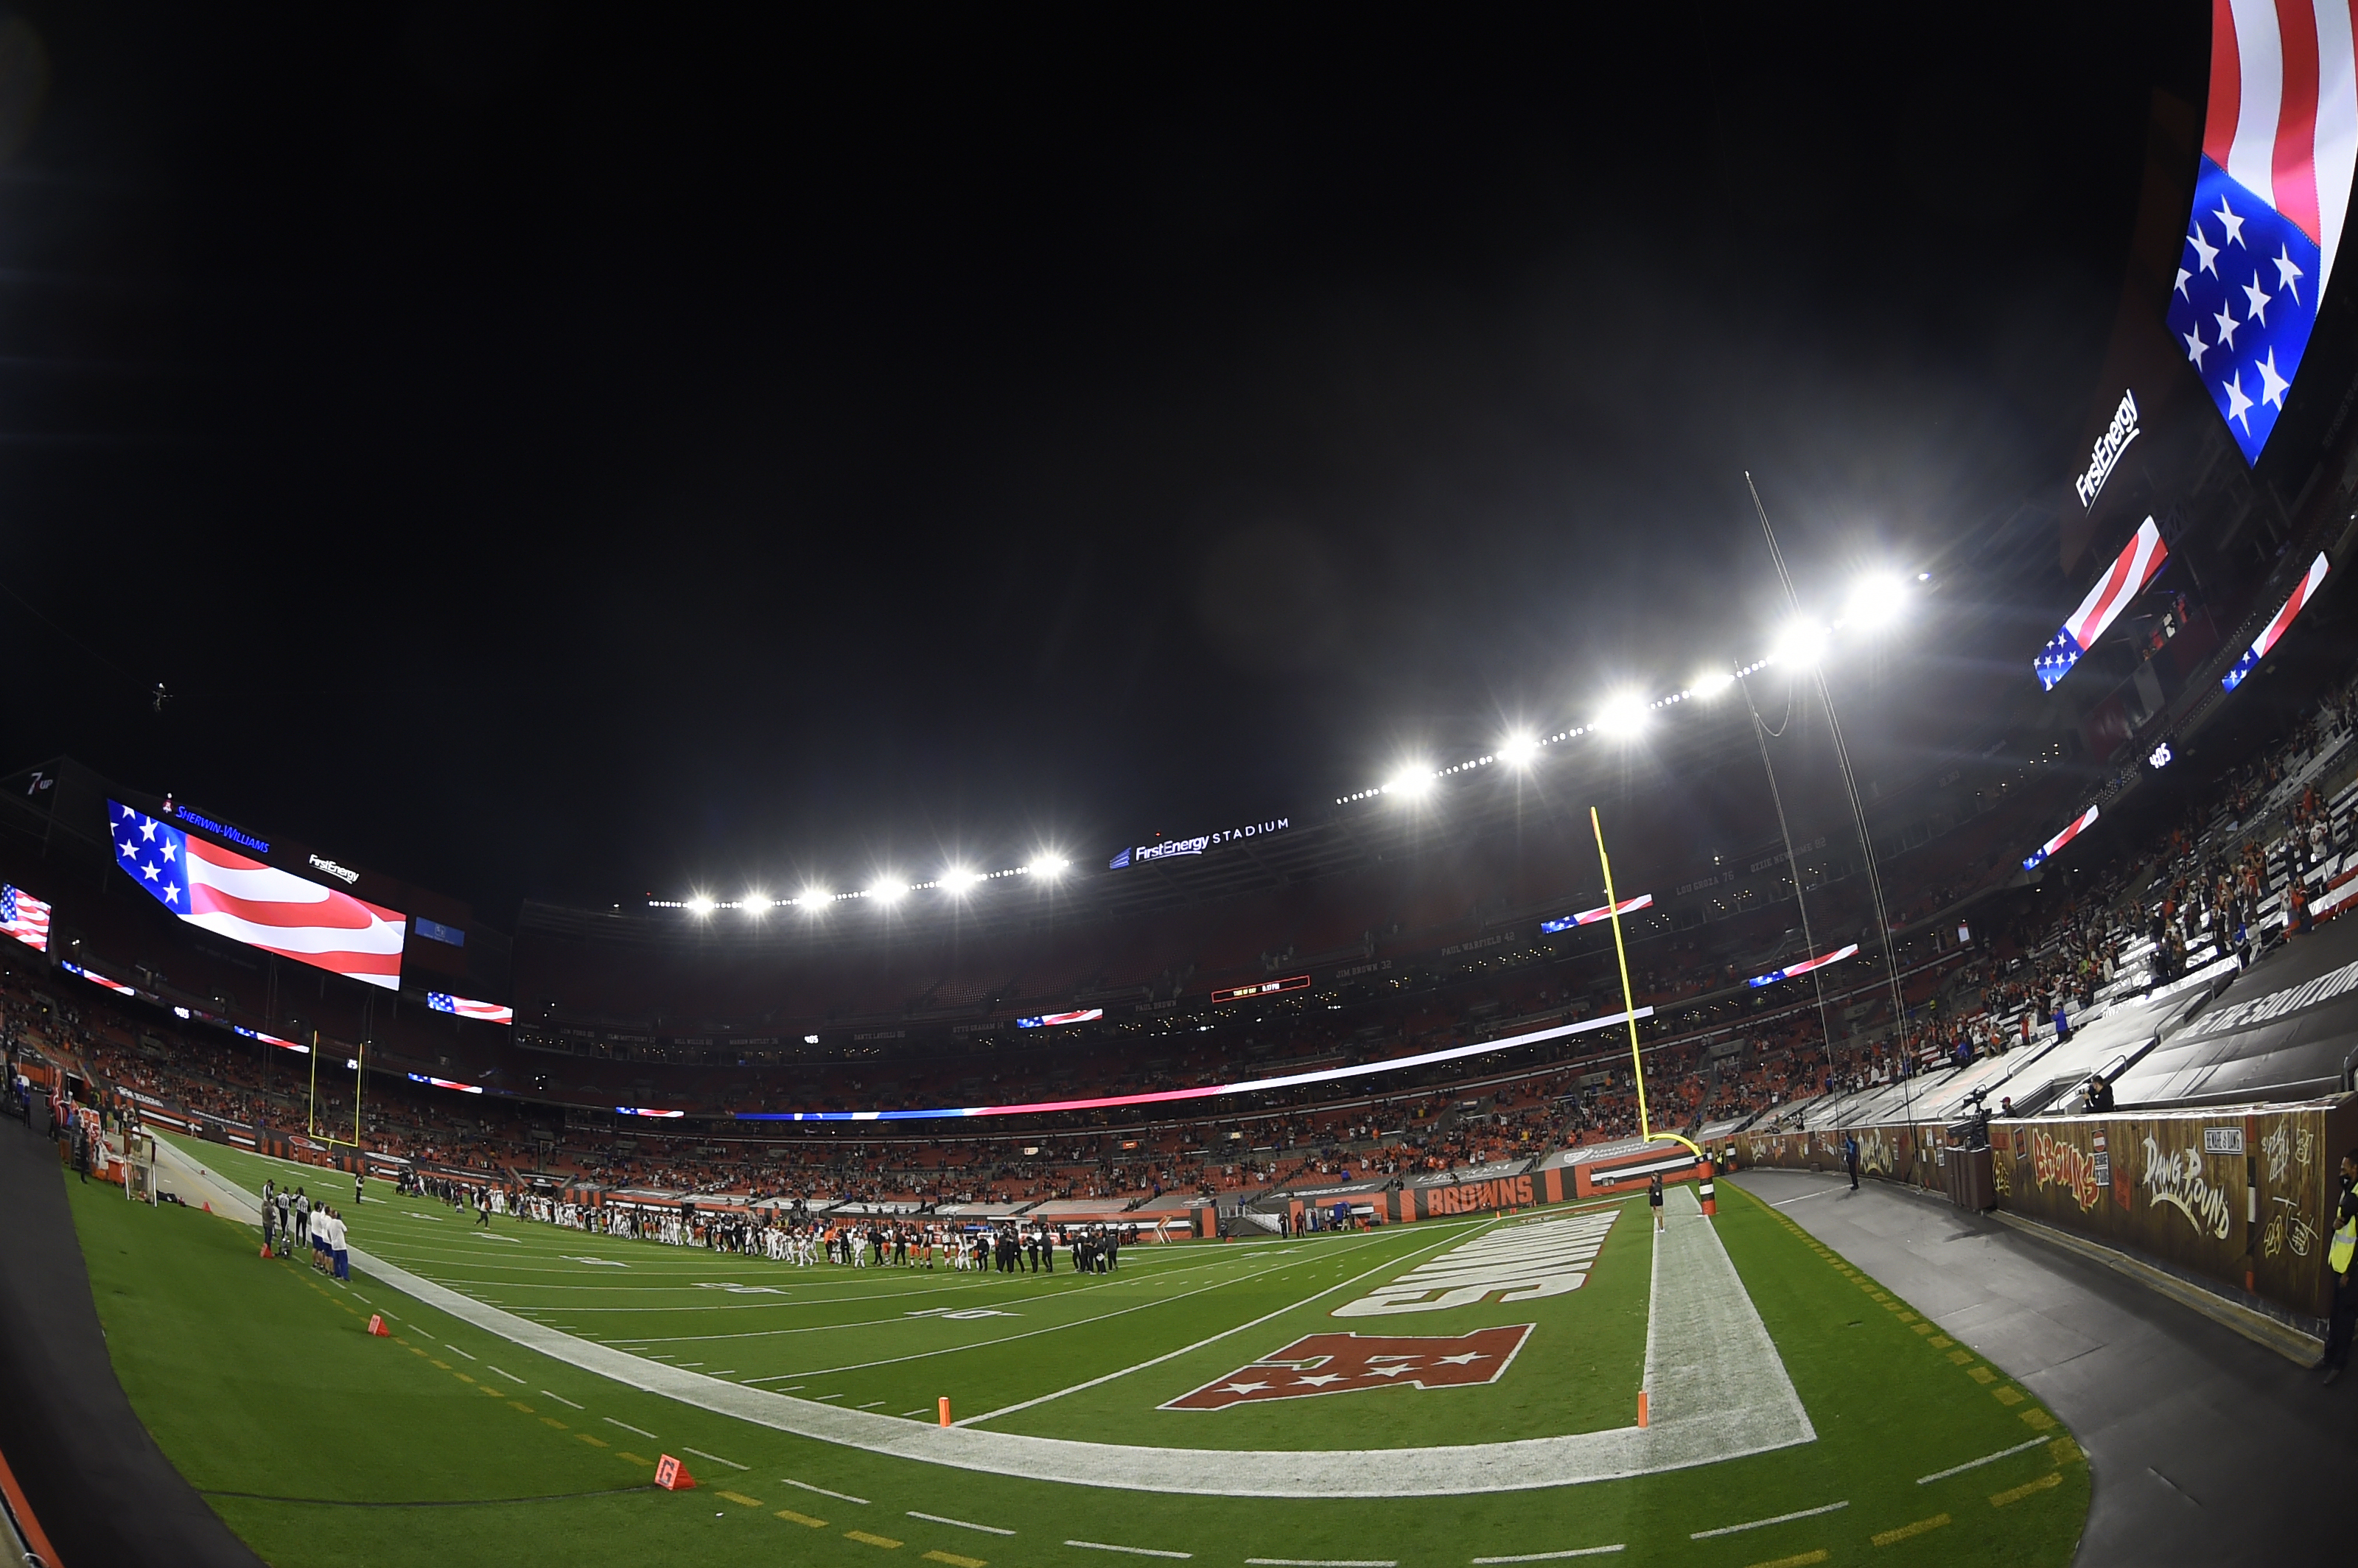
{"left": 1589, "top": 807, "right": 1702, "bottom": 1161}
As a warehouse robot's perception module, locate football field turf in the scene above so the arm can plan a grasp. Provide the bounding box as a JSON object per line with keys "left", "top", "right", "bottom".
{"left": 65, "top": 1137, "right": 2089, "bottom": 1567}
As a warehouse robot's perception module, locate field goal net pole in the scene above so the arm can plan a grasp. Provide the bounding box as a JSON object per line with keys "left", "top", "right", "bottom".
{"left": 306, "top": 1031, "right": 365, "bottom": 1149}
{"left": 1590, "top": 807, "right": 1703, "bottom": 1164}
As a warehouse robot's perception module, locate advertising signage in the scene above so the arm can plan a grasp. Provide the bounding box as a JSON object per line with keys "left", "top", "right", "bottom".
{"left": 1110, "top": 817, "right": 1290, "bottom": 870}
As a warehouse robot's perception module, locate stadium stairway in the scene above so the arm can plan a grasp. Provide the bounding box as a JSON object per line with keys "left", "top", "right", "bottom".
{"left": 0, "top": 1114, "right": 264, "bottom": 1567}
{"left": 1734, "top": 1167, "right": 2345, "bottom": 1565}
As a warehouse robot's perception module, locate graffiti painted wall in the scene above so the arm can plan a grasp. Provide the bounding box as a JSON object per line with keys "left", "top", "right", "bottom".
{"left": 1737, "top": 1102, "right": 2355, "bottom": 1324}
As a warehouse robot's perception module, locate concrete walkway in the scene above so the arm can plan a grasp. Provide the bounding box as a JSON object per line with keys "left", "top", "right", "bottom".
{"left": 1734, "top": 1168, "right": 2345, "bottom": 1566}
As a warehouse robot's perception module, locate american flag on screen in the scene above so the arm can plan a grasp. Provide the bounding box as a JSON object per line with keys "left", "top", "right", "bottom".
{"left": 0, "top": 884, "right": 51, "bottom": 953}
{"left": 2034, "top": 519, "right": 2169, "bottom": 690}
{"left": 108, "top": 800, "right": 406, "bottom": 990}
{"left": 2023, "top": 804, "right": 2101, "bottom": 871}
{"left": 427, "top": 993, "right": 513, "bottom": 1026}
{"left": 2223, "top": 550, "right": 2331, "bottom": 690}
{"left": 2169, "top": 0, "right": 2358, "bottom": 463}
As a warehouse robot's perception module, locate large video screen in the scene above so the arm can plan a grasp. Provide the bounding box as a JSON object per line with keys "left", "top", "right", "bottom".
{"left": 110, "top": 800, "right": 406, "bottom": 990}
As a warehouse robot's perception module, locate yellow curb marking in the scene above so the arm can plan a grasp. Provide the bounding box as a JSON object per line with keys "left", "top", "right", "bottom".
{"left": 1743, "top": 1553, "right": 1827, "bottom": 1568}
{"left": 576, "top": 1432, "right": 608, "bottom": 1447}
{"left": 847, "top": 1530, "right": 904, "bottom": 1548}
{"left": 777, "top": 1510, "right": 828, "bottom": 1528}
{"left": 541, "top": 1418, "right": 568, "bottom": 1429}
{"left": 925, "top": 1553, "right": 987, "bottom": 1568}
{"left": 1966, "top": 1366, "right": 1995, "bottom": 1384}
{"left": 1992, "top": 1387, "right": 2023, "bottom": 1406}
{"left": 720, "top": 1491, "right": 765, "bottom": 1507}
{"left": 2019, "top": 1408, "right": 2056, "bottom": 1430}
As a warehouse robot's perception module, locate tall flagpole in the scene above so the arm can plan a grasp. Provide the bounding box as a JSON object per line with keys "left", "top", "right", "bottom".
{"left": 1592, "top": 806, "right": 1701, "bottom": 1158}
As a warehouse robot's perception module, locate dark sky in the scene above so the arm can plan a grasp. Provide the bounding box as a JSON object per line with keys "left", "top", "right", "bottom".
{"left": 0, "top": 4, "right": 2208, "bottom": 920}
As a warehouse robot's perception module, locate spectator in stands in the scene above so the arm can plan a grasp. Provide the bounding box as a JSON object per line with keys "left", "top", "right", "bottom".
{"left": 2084, "top": 1074, "right": 2114, "bottom": 1113}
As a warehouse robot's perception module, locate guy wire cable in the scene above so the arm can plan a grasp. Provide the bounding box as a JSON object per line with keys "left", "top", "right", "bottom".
{"left": 1739, "top": 671, "right": 1842, "bottom": 1093}
{"left": 1744, "top": 471, "right": 1918, "bottom": 1141}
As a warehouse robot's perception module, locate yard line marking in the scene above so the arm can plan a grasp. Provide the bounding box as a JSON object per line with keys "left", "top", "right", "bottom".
{"left": 443, "top": 1343, "right": 477, "bottom": 1359}
{"left": 856, "top": 1401, "right": 886, "bottom": 1409}
{"left": 741, "top": 1373, "right": 798, "bottom": 1384}
{"left": 604, "top": 1418, "right": 659, "bottom": 1440}
{"left": 845, "top": 1530, "right": 903, "bottom": 1548}
{"left": 1066, "top": 1541, "right": 1190, "bottom": 1558}
{"left": 486, "top": 1365, "right": 527, "bottom": 1384}
{"left": 777, "top": 1509, "right": 828, "bottom": 1528}
{"left": 923, "top": 1553, "right": 987, "bottom": 1568}
{"left": 782, "top": 1477, "right": 869, "bottom": 1504}
{"left": 1915, "top": 1435, "right": 2051, "bottom": 1484}
{"left": 1990, "top": 1473, "right": 2063, "bottom": 1507}
{"left": 900, "top": 1410, "right": 929, "bottom": 1418}
{"left": 682, "top": 1447, "right": 747, "bottom": 1470}
{"left": 1869, "top": 1514, "right": 1949, "bottom": 1547}
{"left": 1738, "top": 1554, "right": 1825, "bottom": 1568}
{"left": 1690, "top": 1502, "right": 1847, "bottom": 1539}
{"left": 539, "top": 1390, "right": 583, "bottom": 1408}
{"left": 1246, "top": 1559, "right": 1398, "bottom": 1565}
{"left": 718, "top": 1490, "right": 764, "bottom": 1507}
{"left": 1471, "top": 1550, "right": 1624, "bottom": 1564}
{"left": 957, "top": 1222, "right": 1506, "bottom": 1426}
{"left": 908, "top": 1511, "right": 1015, "bottom": 1536}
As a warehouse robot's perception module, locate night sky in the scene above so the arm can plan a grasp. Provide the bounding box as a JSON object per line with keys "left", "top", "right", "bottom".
{"left": 0, "top": 4, "right": 2208, "bottom": 920}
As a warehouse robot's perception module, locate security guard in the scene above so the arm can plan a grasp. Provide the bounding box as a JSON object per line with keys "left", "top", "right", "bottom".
{"left": 2317, "top": 1150, "right": 2358, "bottom": 1385}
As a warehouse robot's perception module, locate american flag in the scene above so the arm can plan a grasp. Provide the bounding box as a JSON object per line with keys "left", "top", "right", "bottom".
{"left": 108, "top": 800, "right": 407, "bottom": 990}
{"left": 2034, "top": 519, "right": 2169, "bottom": 690}
{"left": 427, "top": 993, "right": 513, "bottom": 1026}
{"left": 2169, "top": 0, "right": 2358, "bottom": 463}
{"left": 0, "top": 884, "right": 51, "bottom": 953}
{"left": 1540, "top": 894, "right": 1654, "bottom": 934}
{"left": 2223, "top": 550, "right": 2331, "bottom": 690}
{"left": 2023, "top": 804, "right": 2101, "bottom": 871}
{"left": 1747, "top": 943, "right": 1859, "bottom": 989}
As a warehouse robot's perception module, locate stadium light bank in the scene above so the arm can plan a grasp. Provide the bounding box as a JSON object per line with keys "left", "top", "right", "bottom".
{"left": 651, "top": 570, "right": 1923, "bottom": 911}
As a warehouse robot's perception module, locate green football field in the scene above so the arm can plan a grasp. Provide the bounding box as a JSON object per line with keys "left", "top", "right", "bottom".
{"left": 63, "top": 1137, "right": 2089, "bottom": 1568}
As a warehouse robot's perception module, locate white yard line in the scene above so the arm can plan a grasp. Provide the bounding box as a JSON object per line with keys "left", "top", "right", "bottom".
{"left": 443, "top": 1343, "right": 477, "bottom": 1359}
{"left": 1247, "top": 1558, "right": 1398, "bottom": 1565}
{"left": 539, "top": 1390, "right": 583, "bottom": 1408}
{"left": 908, "top": 1511, "right": 1015, "bottom": 1536}
{"left": 682, "top": 1447, "right": 746, "bottom": 1470}
{"left": 1066, "top": 1541, "right": 1191, "bottom": 1558}
{"left": 486, "top": 1365, "right": 527, "bottom": 1384}
{"left": 604, "top": 1418, "right": 659, "bottom": 1439}
{"left": 1916, "top": 1435, "right": 2052, "bottom": 1484}
{"left": 1470, "top": 1547, "right": 1625, "bottom": 1564}
{"left": 781, "top": 1477, "right": 869, "bottom": 1504}
{"left": 1689, "top": 1500, "right": 1847, "bottom": 1538}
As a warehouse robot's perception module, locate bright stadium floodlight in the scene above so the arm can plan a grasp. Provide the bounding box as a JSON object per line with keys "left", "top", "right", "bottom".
{"left": 797, "top": 886, "right": 831, "bottom": 911}
{"left": 940, "top": 866, "right": 980, "bottom": 894}
{"left": 1689, "top": 666, "right": 1735, "bottom": 699}
{"left": 1029, "top": 855, "right": 1071, "bottom": 880}
{"left": 1386, "top": 766, "right": 1435, "bottom": 799}
{"left": 868, "top": 879, "right": 908, "bottom": 906}
{"left": 685, "top": 895, "right": 716, "bottom": 917}
{"left": 1843, "top": 571, "right": 1909, "bottom": 631}
{"left": 1497, "top": 730, "right": 1540, "bottom": 768}
{"left": 742, "top": 892, "right": 771, "bottom": 914}
{"left": 1595, "top": 693, "right": 1649, "bottom": 736}
{"left": 1773, "top": 620, "right": 1827, "bottom": 668}
{"left": 802, "top": 1033, "right": 819, "bottom": 1044}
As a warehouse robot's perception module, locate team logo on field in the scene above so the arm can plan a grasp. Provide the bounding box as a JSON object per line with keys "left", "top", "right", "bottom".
{"left": 1159, "top": 1326, "right": 1532, "bottom": 1410}
{"left": 1332, "top": 1208, "right": 1619, "bottom": 1317}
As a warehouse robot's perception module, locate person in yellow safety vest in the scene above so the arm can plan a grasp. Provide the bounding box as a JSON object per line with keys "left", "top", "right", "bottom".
{"left": 2316, "top": 1151, "right": 2358, "bottom": 1386}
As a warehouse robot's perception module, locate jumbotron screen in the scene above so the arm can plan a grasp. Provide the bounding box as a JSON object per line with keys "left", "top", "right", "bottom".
{"left": 109, "top": 800, "right": 407, "bottom": 991}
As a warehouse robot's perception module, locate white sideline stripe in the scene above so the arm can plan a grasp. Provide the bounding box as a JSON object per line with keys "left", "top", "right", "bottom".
{"left": 1470, "top": 1547, "right": 1625, "bottom": 1563}
{"left": 540, "top": 1390, "right": 583, "bottom": 1408}
{"left": 782, "top": 1477, "right": 869, "bottom": 1504}
{"left": 196, "top": 1152, "right": 1812, "bottom": 1498}
{"left": 443, "top": 1343, "right": 476, "bottom": 1359}
{"left": 604, "top": 1418, "right": 659, "bottom": 1439}
{"left": 682, "top": 1447, "right": 746, "bottom": 1470}
{"left": 486, "top": 1365, "right": 527, "bottom": 1384}
{"left": 909, "top": 1511, "right": 1015, "bottom": 1536}
{"left": 1689, "top": 1499, "right": 1848, "bottom": 1538}
{"left": 1068, "top": 1541, "right": 1190, "bottom": 1558}
{"left": 957, "top": 1221, "right": 1499, "bottom": 1427}
{"left": 1917, "top": 1435, "right": 2053, "bottom": 1483}
{"left": 1247, "top": 1559, "right": 1398, "bottom": 1565}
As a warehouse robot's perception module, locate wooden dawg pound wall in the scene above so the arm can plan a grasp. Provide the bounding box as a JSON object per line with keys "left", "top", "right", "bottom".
{"left": 1737, "top": 1097, "right": 2358, "bottom": 1326}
